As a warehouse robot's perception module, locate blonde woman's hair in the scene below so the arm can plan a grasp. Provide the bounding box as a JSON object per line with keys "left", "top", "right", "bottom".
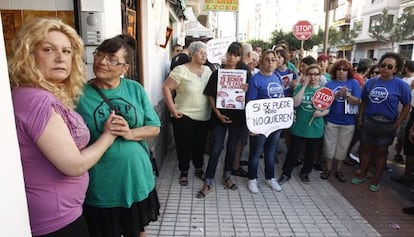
{"left": 8, "top": 18, "right": 86, "bottom": 109}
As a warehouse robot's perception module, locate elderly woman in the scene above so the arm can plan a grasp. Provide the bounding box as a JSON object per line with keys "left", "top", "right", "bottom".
{"left": 320, "top": 59, "right": 361, "bottom": 182}
{"left": 76, "top": 34, "right": 161, "bottom": 237}
{"left": 352, "top": 52, "right": 411, "bottom": 192}
{"left": 163, "top": 41, "right": 212, "bottom": 186}
{"left": 9, "top": 18, "right": 118, "bottom": 237}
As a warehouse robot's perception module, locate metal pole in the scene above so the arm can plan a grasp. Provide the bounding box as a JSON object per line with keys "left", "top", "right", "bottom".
{"left": 323, "top": 0, "right": 330, "bottom": 54}
{"left": 235, "top": 11, "right": 239, "bottom": 41}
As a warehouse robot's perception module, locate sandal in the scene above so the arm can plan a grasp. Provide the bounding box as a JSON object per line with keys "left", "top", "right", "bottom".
{"left": 179, "top": 172, "right": 188, "bottom": 186}
{"left": 320, "top": 170, "right": 331, "bottom": 179}
{"left": 195, "top": 169, "right": 205, "bottom": 180}
{"left": 196, "top": 185, "right": 212, "bottom": 198}
{"left": 369, "top": 184, "right": 380, "bottom": 192}
{"left": 335, "top": 171, "right": 346, "bottom": 182}
{"left": 221, "top": 177, "right": 238, "bottom": 190}
{"left": 351, "top": 177, "right": 367, "bottom": 185}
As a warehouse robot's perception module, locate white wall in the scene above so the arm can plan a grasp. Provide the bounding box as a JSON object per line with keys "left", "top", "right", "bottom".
{"left": 0, "top": 16, "right": 31, "bottom": 237}
{"left": 142, "top": 0, "right": 171, "bottom": 105}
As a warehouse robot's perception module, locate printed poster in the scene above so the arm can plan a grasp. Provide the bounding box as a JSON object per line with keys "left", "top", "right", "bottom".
{"left": 216, "top": 69, "right": 247, "bottom": 110}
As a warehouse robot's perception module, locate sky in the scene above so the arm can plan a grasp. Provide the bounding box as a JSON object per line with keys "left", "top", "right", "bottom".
{"left": 216, "top": 0, "right": 326, "bottom": 40}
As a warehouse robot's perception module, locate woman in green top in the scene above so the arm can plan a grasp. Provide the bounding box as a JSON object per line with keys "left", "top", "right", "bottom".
{"left": 76, "top": 34, "right": 161, "bottom": 237}
{"left": 278, "top": 64, "right": 330, "bottom": 185}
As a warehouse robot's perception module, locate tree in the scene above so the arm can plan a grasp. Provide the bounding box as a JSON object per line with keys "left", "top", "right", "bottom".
{"left": 248, "top": 39, "right": 272, "bottom": 51}
{"left": 328, "top": 23, "right": 361, "bottom": 46}
{"left": 369, "top": 7, "right": 414, "bottom": 50}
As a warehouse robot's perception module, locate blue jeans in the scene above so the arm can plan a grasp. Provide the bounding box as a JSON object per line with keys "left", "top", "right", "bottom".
{"left": 204, "top": 122, "right": 243, "bottom": 186}
{"left": 248, "top": 130, "right": 282, "bottom": 180}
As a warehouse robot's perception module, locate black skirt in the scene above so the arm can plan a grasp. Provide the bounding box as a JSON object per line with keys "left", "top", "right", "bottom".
{"left": 83, "top": 188, "right": 160, "bottom": 237}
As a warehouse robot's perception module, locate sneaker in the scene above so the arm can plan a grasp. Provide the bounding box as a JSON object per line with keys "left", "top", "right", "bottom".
{"left": 349, "top": 153, "right": 360, "bottom": 163}
{"left": 266, "top": 178, "right": 282, "bottom": 192}
{"left": 394, "top": 154, "right": 405, "bottom": 164}
{"left": 277, "top": 174, "right": 290, "bottom": 185}
{"left": 300, "top": 173, "right": 310, "bottom": 184}
{"left": 248, "top": 179, "right": 259, "bottom": 194}
{"left": 232, "top": 167, "right": 248, "bottom": 177}
{"left": 343, "top": 158, "right": 356, "bottom": 166}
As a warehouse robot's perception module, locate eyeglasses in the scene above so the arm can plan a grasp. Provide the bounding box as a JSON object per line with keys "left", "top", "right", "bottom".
{"left": 336, "top": 67, "right": 348, "bottom": 72}
{"left": 307, "top": 72, "right": 320, "bottom": 76}
{"left": 264, "top": 58, "right": 278, "bottom": 63}
{"left": 93, "top": 51, "right": 126, "bottom": 66}
{"left": 380, "top": 63, "right": 394, "bottom": 70}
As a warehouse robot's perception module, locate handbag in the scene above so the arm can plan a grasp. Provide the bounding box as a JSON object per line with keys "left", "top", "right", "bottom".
{"left": 91, "top": 83, "right": 159, "bottom": 176}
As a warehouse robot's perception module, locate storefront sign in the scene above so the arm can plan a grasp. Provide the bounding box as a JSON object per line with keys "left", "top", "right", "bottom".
{"left": 204, "top": 0, "right": 239, "bottom": 12}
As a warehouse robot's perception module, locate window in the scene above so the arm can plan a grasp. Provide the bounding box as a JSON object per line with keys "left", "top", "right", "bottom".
{"left": 399, "top": 44, "right": 413, "bottom": 60}
{"left": 369, "top": 14, "right": 381, "bottom": 31}
{"left": 369, "top": 14, "right": 393, "bottom": 32}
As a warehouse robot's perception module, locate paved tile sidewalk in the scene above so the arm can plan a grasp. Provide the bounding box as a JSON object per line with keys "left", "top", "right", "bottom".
{"left": 146, "top": 153, "right": 380, "bottom": 237}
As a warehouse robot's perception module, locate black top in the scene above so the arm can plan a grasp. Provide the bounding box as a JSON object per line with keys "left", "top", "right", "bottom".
{"left": 170, "top": 53, "right": 190, "bottom": 71}
{"left": 203, "top": 63, "right": 251, "bottom": 124}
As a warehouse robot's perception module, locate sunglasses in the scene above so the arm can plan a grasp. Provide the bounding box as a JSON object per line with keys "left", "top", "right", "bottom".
{"left": 380, "top": 63, "right": 394, "bottom": 70}
{"left": 372, "top": 71, "right": 380, "bottom": 75}
{"left": 307, "top": 72, "right": 320, "bottom": 76}
{"left": 336, "top": 67, "right": 348, "bottom": 72}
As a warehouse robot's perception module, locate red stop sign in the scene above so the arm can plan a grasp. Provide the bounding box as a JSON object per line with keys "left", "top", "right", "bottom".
{"left": 293, "top": 20, "right": 313, "bottom": 40}
{"left": 312, "top": 87, "right": 334, "bottom": 110}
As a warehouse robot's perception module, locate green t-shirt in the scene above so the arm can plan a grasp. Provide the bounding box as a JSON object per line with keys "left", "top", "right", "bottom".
{"left": 290, "top": 85, "right": 324, "bottom": 138}
{"left": 76, "top": 78, "right": 161, "bottom": 208}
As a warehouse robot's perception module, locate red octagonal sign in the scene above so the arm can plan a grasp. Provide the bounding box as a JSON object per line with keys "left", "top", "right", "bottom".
{"left": 293, "top": 20, "right": 313, "bottom": 41}
{"left": 312, "top": 87, "right": 334, "bottom": 110}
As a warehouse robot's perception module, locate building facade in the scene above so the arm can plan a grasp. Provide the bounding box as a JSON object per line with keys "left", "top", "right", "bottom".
{"left": 351, "top": 0, "right": 414, "bottom": 61}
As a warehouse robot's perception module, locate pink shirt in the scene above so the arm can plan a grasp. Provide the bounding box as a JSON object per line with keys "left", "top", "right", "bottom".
{"left": 12, "top": 87, "right": 90, "bottom": 236}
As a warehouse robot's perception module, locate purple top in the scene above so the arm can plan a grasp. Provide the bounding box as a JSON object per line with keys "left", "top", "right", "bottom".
{"left": 12, "top": 87, "right": 90, "bottom": 236}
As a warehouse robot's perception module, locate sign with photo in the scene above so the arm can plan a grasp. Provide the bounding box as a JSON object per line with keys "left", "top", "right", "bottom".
{"left": 216, "top": 69, "right": 247, "bottom": 110}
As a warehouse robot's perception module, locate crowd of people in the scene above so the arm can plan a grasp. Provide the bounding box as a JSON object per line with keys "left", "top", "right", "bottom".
{"left": 8, "top": 17, "right": 414, "bottom": 236}
{"left": 164, "top": 38, "right": 414, "bottom": 212}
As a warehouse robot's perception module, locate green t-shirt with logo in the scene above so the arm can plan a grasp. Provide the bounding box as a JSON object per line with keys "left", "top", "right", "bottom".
{"left": 76, "top": 78, "right": 161, "bottom": 208}
{"left": 290, "top": 84, "right": 324, "bottom": 138}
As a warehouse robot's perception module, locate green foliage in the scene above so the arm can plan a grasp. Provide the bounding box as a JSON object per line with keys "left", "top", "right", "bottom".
{"left": 369, "top": 7, "right": 414, "bottom": 48}
{"left": 329, "top": 22, "right": 361, "bottom": 46}
{"left": 248, "top": 29, "right": 324, "bottom": 51}
{"left": 247, "top": 39, "right": 272, "bottom": 51}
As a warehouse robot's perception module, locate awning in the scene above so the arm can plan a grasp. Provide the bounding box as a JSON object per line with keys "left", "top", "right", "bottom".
{"left": 184, "top": 8, "right": 214, "bottom": 38}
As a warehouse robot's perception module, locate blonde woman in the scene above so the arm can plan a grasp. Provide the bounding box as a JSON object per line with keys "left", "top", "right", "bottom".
{"left": 9, "top": 18, "right": 118, "bottom": 237}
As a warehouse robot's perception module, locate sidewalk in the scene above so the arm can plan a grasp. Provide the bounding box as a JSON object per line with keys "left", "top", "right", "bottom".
{"left": 146, "top": 149, "right": 381, "bottom": 237}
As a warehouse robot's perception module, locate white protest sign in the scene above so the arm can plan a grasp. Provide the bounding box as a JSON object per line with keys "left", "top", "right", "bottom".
{"left": 216, "top": 69, "right": 247, "bottom": 110}
{"left": 245, "top": 98, "right": 294, "bottom": 137}
{"left": 207, "top": 37, "right": 236, "bottom": 64}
